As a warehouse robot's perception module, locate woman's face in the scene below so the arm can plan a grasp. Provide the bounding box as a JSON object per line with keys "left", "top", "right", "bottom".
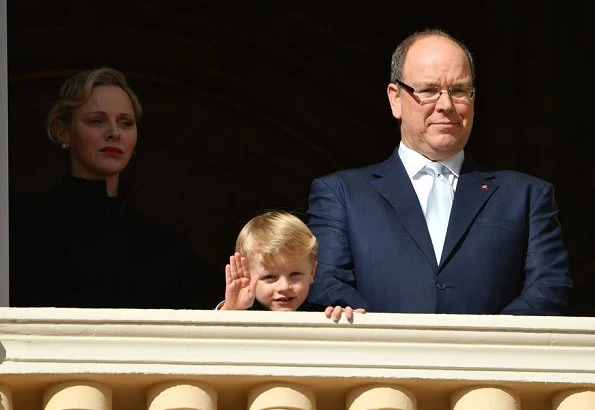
{"left": 58, "top": 85, "right": 137, "bottom": 181}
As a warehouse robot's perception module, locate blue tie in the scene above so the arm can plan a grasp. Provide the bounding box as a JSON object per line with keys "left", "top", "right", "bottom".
{"left": 424, "top": 162, "right": 453, "bottom": 263}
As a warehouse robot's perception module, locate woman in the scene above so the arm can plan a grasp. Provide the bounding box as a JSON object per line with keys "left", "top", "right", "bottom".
{"left": 49, "top": 67, "right": 141, "bottom": 198}
{"left": 10, "top": 67, "right": 207, "bottom": 309}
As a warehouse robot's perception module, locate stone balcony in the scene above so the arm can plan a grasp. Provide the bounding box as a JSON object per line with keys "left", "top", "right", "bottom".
{"left": 0, "top": 308, "right": 594, "bottom": 410}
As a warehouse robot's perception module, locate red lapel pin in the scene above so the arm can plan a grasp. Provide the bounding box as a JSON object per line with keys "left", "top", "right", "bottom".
{"left": 481, "top": 184, "right": 488, "bottom": 190}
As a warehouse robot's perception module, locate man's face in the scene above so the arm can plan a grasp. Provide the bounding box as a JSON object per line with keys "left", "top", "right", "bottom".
{"left": 387, "top": 35, "right": 475, "bottom": 160}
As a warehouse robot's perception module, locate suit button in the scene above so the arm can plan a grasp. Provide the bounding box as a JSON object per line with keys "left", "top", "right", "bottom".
{"left": 436, "top": 281, "right": 446, "bottom": 290}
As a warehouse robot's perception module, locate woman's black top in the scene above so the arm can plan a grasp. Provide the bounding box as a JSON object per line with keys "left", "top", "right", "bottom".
{"left": 9, "top": 176, "right": 209, "bottom": 309}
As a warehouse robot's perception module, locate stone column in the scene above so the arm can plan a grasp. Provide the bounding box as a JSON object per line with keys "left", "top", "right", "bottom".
{"left": 147, "top": 381, "right": 217, "bottom": 410}
{"left": 346, "top": 384, "right": 416, "bottom": 410}
{"left": 43, "top": 381, "right": 111, "bottom": 410}
{"left": 553, "top": 388, "right": 595, "bottom": 410}
{"left": 0, "top": 385, "right": 13, "bottom": 410}
{"left": 248, "top": 382, "right": 316, "bottom": 410}
{"left": 451, "top": 386, "right": 520, "bottom": 410}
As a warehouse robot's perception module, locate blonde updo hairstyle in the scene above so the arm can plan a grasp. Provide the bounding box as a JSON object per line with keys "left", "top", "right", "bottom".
{"left": 45, "top": 67, "right": 142, "bottom": 144}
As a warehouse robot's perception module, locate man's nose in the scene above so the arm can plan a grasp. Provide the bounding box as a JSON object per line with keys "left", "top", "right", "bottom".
{"left": 434, "top": 91, "right": 454, "bottom": 111}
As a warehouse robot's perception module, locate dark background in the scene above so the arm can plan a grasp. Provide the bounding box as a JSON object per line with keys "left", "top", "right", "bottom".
{"left": 8, "top": 1, "right": 594, "bottom": 315}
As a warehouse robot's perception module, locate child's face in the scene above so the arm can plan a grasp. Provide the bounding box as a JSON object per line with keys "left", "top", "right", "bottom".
{"left": 250, "top": 252, "right": 316, "bottom": 311}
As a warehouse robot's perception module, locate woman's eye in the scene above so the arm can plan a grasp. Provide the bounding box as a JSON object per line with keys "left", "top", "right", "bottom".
{"left": 118, "top": 120, "right": 134, "bottom": 128}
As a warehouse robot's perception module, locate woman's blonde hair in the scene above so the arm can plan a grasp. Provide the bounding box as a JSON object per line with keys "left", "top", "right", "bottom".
{"left": 45, "top": 67, "right": 142, "bottom": 143}
{"left": 236, "top": 211, "right": 318, "bottom": 266}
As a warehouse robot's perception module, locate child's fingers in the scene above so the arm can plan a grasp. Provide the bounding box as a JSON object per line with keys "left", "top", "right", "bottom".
{"left": 330, "top": 306, "right": 343, "bottom": 322}
{"left": 229, "top": 255, "right": 239, "bottom": 277}
{"left": 324, "top": 306, "right": 363, "bottom": 322}
{"left": 225, "top": 264, "right": 232, "bottom": 283}
{"left": 343, "top": 306, "right": 354, "bottom": 321}
{"left": 232, "top": 252, "right": 244, "bottom": 275}
{"left": 240, "top": 255, "right": 250, "bottom": 278}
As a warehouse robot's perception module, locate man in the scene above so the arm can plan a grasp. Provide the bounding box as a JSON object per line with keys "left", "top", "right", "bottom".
{"left": 305, "top": 29, "right": 572, "bottom": 315}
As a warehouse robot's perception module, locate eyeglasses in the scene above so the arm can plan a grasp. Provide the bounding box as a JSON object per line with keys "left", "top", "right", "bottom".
{"left": 395, "top": 79, "right": 475, "bottom": 105}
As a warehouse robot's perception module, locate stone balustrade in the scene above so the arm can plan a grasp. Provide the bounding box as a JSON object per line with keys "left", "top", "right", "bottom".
{"left": 0, "top": 308, "right": 594, "bottom": 410}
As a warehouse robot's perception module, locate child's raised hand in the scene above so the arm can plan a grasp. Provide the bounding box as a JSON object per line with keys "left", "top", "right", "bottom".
{"left": 221, "top": 252, "right": 259, "bottom": 310}
{"left": 324, "top": 305, "right": 366, "bottom": 323}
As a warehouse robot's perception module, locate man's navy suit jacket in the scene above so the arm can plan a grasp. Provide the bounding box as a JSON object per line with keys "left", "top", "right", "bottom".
{"left": 306, "top": 148, "right": 573, "bottom": 315}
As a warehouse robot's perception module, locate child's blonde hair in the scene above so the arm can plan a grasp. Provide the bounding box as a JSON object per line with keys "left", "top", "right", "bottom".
{"left": 236, "top": 211, "right": 318, "bottom": 267}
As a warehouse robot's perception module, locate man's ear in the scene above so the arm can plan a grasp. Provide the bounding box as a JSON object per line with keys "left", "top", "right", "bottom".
{"left": 310, "top": 260, "right": 318, "bottom": 284}
{"left": 387, "top": 83, "right": 402, "bottom": 120}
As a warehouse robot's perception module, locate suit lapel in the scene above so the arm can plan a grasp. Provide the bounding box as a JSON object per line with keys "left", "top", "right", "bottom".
{"left": 441, "top": 158, "right": 499, "bottom": 265}
{"left": 370, "top": 152, "right": 437, "bottom": 266}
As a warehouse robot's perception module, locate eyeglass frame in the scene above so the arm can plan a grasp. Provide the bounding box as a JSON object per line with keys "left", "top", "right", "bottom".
{"left": 394, "top": 79, "right": 476, "bottom": 105}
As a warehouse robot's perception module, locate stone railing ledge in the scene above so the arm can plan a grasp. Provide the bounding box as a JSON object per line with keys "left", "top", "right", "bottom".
{"left": 0, "top": 307, "right": 594, "bottom": 384}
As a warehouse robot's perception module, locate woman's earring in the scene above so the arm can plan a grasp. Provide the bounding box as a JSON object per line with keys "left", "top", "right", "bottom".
{"left": 61, "top": 143, "right": 69, "bottom": 150}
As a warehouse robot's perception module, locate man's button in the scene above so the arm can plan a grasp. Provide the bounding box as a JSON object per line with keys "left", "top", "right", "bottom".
{"left": 436, "top": 281, "right": 446, "bottom": 290}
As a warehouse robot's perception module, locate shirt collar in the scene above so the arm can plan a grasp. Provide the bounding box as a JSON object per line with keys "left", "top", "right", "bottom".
{"left": 398, "top": 142, "right": 464, "bottom": 178}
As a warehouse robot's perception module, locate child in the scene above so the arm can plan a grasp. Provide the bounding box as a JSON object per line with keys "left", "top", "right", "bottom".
{"left": 218, "top": 211, "right": 364, "bottom": 321}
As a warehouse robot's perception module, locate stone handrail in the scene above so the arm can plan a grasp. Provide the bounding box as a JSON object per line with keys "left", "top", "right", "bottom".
{"left": 0, "top": 308, "right": 594, "bottom": 409}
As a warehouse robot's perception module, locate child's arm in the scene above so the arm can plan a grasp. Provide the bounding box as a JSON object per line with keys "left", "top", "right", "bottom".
{"left": 220, "top": 252, "right": 259, "bottom": 310}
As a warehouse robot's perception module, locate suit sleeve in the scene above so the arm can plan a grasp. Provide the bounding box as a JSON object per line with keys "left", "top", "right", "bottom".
{"left": 305, "top": 177, "right": 371, "bottom": 310}
{"left": 500, "top": 183, "right": 573, "bottom": 315}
